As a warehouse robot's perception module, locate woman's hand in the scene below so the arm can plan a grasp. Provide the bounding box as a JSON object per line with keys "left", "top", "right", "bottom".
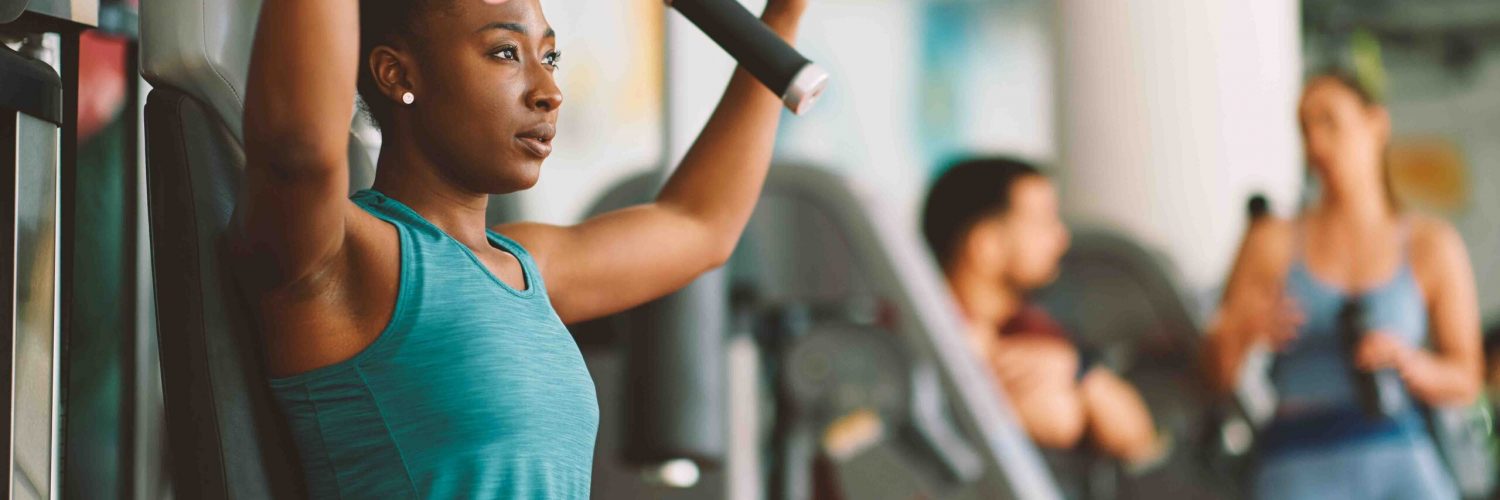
{"left": 1205, "top": 217, "right": 1296, "bottom": 393}
{"left": 1355, "top": 332, "right": 1460, "bottom": 397}
{"left": 761, "top": 0, "right": 810, "bottom": 38}
{"left": 1227, "top": 291, "right": 1304, "bottom": 352}
{"left": 1354, "top": 331, "right": 1416, "bottom": 373}
{"left": 1261, "top": 295, "right": 1305, "bottom": 351}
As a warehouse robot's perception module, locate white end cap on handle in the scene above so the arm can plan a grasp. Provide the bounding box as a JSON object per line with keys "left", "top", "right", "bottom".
{"left": 783, "top": 63, "right": 829, "bottom": 115}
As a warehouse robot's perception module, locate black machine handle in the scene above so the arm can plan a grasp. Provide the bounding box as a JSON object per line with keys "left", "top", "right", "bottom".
{"left": 1247, "top": 193, "right": 1270, "bottom": 220}
{"left": 667, "top": 0, "right": 829, "bottom": 114}
{"left": 1338, "top": 299, "right": 1405, "bottom": 418}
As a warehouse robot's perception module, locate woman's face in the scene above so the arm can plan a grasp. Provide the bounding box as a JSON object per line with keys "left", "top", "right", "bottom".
{"left": 1298, "top": 77, "right": 1389, "bottom": 190}
{"left": 403, "top": 0, "right": 562, "bottom": 194}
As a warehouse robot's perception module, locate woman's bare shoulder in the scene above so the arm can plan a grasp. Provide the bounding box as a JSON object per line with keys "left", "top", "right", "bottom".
{"left": 1407, "top": 214, "right": 1470, "bottom": 280}
{"left": 1408, "top": 214, "right": 1464, "bottom": 254}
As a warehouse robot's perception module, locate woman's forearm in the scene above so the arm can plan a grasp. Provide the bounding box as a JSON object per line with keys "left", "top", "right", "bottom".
{"left": 1204, "top": 312, "right": 1257, "bottom": 394}
{"left": 243, "top": 0, "right": 360, "bottom": 172}
{"left": 1403, "top": 350, "right": 1482, "bottom": 406}
{"left": 653, "top": 16, "right": 801, "bottom": 260}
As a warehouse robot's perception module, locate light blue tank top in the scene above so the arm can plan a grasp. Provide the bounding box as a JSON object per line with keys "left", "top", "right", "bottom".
{"left": 1263, "top": 219, "right": 1430, "bottom": 453}
{"left": 269, "top": 190, "right": 600, "bottom": 499}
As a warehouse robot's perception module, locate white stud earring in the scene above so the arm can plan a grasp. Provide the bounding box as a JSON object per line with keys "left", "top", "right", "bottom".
{"left": 401, "top": 92, "right": 415, "bottom": 105}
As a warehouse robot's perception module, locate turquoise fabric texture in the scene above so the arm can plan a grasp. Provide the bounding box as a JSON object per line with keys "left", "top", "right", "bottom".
{"left": 269, "top": 190, "right": 600, "bottom": 499}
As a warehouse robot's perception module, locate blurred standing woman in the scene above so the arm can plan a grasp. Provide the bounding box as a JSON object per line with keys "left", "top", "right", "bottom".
{"left": 1205, "top": 69, "right": 1481, "bottom": 500}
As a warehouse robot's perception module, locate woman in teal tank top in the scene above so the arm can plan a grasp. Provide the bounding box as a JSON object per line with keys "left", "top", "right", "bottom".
{"left": 1205, "top": 69, "right": 1483, "bottom": 499}
{"left": 234, "top": 0, "right": 808, "bottom": 497}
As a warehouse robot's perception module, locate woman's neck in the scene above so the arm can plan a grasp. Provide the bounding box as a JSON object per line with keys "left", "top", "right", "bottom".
{"left": 1315, "top": 172, "right": 1395, "bottom": 229}
{"left": 946, "top": 265, "right": 1022, "bottom": 333}
{"left": 371, "top": 140, "right": 493, "bottom": 250}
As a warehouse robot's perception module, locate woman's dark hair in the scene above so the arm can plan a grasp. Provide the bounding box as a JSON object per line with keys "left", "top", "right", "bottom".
{"left": 1304, "top": 66, "right": 1401, "bottom": 211}
{"left": 357, "top": 0, "right": 446, "bottom": 130}
{"left": 921, "top": 157, "right": 1043, "bottom": 269}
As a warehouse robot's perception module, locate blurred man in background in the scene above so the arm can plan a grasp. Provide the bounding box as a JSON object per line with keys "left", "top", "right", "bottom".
{"left": 921, "top": 157, "right": 1168, "bottom": 468}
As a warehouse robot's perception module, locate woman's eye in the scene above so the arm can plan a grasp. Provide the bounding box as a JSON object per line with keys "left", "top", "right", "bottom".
{"left": 544, "top": 51, "right": 562, "bottom": 69}
{"left": 492, "top": 47, "right": 519, "bottom": 61}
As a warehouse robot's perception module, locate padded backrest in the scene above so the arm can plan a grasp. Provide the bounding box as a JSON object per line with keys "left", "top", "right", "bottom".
{"left": 144, "top": 87, "right": 304, "bottom": 499}
{"left": 1, "top": 0, "right": 27, "bottom": 28}
{"left": 139, "top": 0, "right": 256, "bottom": 140}
{"left": 139, "top": 0, "right": 376, "bottom": 188}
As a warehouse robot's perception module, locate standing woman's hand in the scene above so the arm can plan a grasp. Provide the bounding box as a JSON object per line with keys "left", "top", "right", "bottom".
{"left": 1354, "top": 331, "right": 1416, "bottom": 373}
{"left": 1204, "top": 218, "right": 1297, "bottom": 393}
{"left": 1352, "top": 332, "right": 1456, "bottom": 396}
{"left": 1244, "top": 292, "right": 1305, "bottom": 352}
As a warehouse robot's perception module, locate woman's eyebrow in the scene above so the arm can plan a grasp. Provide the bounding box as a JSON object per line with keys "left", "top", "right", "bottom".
{"left": 476, "top": 22, "right": 556, "bottom": 39}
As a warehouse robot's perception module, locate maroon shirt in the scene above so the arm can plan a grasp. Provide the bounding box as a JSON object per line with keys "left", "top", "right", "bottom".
{"left": 1001, "top": 303, "right": 1070, "bottom": 340}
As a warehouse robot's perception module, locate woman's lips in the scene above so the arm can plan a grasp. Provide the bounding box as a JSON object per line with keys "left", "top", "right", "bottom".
{"left": 516, "top": 136, "right": 552, "bottom": 158}
{"left": 516, "top": 123, "right": 555, "bottom": 159}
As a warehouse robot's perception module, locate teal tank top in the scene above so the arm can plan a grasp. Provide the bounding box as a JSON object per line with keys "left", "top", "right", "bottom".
{"left": 268, "top": 190, "right": 600, "bottom": 499}
{"left": 1272, "top": 219, "right": 1427, "bottom": 414}
{"left": 1260, "top": 218, "right": 1432, "bottom": 456}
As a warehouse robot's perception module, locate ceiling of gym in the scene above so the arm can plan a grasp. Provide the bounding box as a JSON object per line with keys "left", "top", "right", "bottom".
{"left": 1304, "top": 0, "right": 1500, "bottom": 40}
{"left": 1303, "top": 0, "right": 1500, "bottom": 76}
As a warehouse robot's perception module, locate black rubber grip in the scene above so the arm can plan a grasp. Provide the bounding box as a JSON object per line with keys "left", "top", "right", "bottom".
{"left": 1247, "top": 193, "right": 1269, "bottom": 220}
{"left": 671, "top": 0, "right": 811, "bottom": 97}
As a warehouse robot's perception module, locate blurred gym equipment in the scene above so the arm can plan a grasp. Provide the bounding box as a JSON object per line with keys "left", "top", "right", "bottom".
{"left": 578, "top": 165, "right": 1060, "bottom": 500}
{"left": 1, "top": 1, "right": 98, "bottom": 497}
{"left": 0, "top": 37, "right": 61, "bottom": 500}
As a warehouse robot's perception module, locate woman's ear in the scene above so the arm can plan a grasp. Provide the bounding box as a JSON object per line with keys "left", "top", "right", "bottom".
{"left": 370, "top": 45, "right": 419, "bottom": 105}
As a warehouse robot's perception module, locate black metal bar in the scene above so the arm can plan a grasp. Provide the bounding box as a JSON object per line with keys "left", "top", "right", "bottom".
{"left": 119, "top": 37, "right": 140, "bottom": 500}
{"left": 56, "top": 28, "right": 80, "bottom": 500}
{"left": 4, "top": 10, "right": 89, "bottom": 33}
{"left": 0, "top": 108, "right": 17, "bottom": 497}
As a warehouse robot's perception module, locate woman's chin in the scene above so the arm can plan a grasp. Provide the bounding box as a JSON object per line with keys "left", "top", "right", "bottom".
{"left": 494, "top": 163, "right": 542, "bottom": 193}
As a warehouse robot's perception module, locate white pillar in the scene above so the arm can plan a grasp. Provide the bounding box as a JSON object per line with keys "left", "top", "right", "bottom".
{"left": 664, "top": 5, "right": 764, "bottom": 500}
{"left": 1055, "top": 1, "right": 1303, "bottom": 291}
